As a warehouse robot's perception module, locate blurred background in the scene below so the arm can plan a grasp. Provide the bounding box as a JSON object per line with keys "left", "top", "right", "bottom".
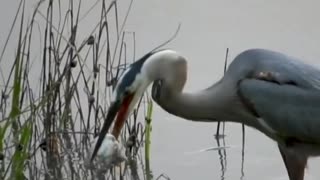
{"left": 1, "top": 0, "right": 320, "bottom": 179}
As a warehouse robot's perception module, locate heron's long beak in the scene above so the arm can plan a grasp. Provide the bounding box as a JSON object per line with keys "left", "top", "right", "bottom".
{"left": 90, "top": 94, "right": 134, "bottom": 161}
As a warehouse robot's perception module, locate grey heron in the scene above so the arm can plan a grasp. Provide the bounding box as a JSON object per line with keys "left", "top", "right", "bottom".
{"left": 91, "top": 48, "right": 320, "bottom": 180}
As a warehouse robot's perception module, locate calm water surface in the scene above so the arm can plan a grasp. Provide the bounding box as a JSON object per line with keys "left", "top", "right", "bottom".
{"left": 1, "top": 0, "right": 320, "bottom": 179}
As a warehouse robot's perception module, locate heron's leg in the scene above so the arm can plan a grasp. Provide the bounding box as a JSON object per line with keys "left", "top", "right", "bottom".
{"left": 278, "top": 144, "right": 307, "bottom": 180}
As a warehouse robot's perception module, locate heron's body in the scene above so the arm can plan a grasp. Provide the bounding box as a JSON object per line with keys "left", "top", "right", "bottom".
{"left": 92, "top": 48, "right": 320, "bottom": 180}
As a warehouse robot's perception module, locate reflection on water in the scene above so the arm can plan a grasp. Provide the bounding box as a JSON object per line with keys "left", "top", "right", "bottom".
{"left": 240, "top": 124, "right": 246, "bottom": 180}
{"left": 123, "top": 122, "right": 247, "bottom": 180}
{"left": 214, "top": 123, "right": 246, "bottom": 180}
{"left": 215, "top": 136, "right": 227, "bottom": 180}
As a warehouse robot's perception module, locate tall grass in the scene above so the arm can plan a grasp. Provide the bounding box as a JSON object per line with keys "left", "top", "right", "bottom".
{"left": 0, "top": 0, "right": 161, "bottom": 179}
{"left": 1, "top": 0, "right": 237, "bottom": 179}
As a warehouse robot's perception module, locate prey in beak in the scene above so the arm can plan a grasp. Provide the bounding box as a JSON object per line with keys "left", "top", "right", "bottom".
{"left": 90, "top": 92, "right": 134, "bottom": 162}
{"left": 89, "top": 50, "right": 155, "bottom": 163}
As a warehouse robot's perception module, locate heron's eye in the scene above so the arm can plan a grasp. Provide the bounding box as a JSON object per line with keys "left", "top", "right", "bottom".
{"left": 123, "top": 90, "right": 130, "bottom": 97}
{"left": 151, "top": 80, "right": 163, "bottom": 100}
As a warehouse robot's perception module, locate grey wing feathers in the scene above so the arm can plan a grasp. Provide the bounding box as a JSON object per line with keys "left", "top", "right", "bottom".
{"left": 239, "top": 79, "right": 320, "bottom": 143}
{"left": 234, "top": 49, "right": 320, "bottom": 143}
{"left": 230, "top": 49, "right": 320, "bottom": 90}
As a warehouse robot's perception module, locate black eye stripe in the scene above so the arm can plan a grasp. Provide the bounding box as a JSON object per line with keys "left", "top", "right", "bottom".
{"left": 116, "top": 51, "right": 156, "bottom": 97}
{"left": 124, "top": 90, "right": 130, "bottom": 96}
{"left": 116, "top": 49, "right": 168, "bottom": 99}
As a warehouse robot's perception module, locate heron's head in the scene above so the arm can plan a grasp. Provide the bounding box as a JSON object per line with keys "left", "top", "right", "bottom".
{"left": 90, "top": 51, "right": 156, "bottom": 161}
{"left": 90, "top": 49, "right": 186, "bottom": 162}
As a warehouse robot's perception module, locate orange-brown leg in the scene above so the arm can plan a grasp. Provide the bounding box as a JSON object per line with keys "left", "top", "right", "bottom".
{"left": 278, "top": 144, "right": 307, "bottom": 180}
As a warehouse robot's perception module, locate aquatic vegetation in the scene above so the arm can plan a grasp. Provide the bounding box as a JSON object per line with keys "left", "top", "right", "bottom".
{"left": 0, "top": 0, "right": 161, "bottom": 179}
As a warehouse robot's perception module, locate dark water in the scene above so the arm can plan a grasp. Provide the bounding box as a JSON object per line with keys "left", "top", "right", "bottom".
{"left": 1, "top": 0, "right": 320, "bottom": 179}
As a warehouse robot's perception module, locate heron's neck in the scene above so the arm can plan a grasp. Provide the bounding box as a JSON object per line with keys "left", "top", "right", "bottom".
{"left": 144, "top": 50, "right": 241, "bottom": 122}
{"left": 156, "top": 80, "right": 234, "bottom": 122}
